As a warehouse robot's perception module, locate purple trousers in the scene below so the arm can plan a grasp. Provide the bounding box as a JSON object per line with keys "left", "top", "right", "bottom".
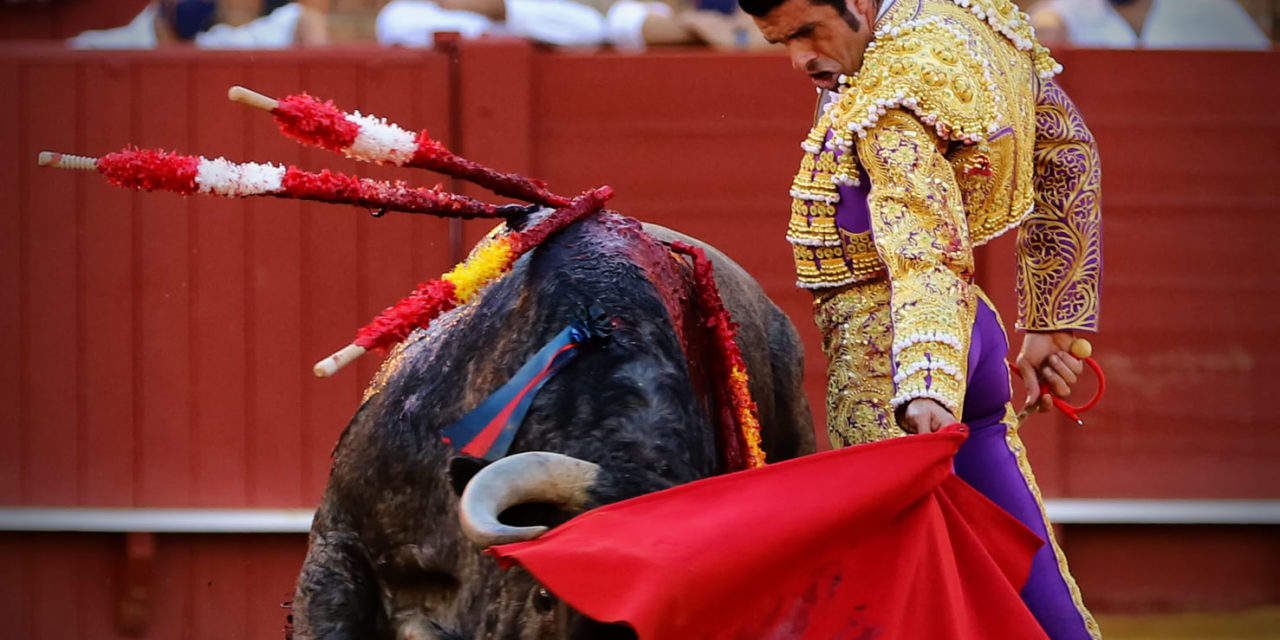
{"left": 957, "top": 298, "right": 1100, "bottom": 640}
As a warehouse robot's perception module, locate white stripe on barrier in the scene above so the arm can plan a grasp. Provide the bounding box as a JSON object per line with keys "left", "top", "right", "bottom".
{"left": 0, "top": 500, "right": 1276, "bottom": 533}
{"left": 1044, "top": 500, "right": 1280, "bottom": 525}
{"left": 0, "top": 508, "right": 316, "bottom": 533}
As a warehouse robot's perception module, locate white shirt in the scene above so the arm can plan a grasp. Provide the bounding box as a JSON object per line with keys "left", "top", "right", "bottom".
{"left": 196, "top": 3, "right": 302, "bottom": 49}
{"left": 69, "top": 3, "right": 303, "bottom": 50}
{"left": 1040, "top": 0, "right": 1269, "bottom": 50}
{"left": 68, "top": 4, "right": 160, "bottom": 49}
{"left": 375, "top": 0, "right": 671, "bottom": 49}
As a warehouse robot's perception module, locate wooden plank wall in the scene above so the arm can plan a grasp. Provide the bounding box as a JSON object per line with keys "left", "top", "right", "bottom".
{"left": 0, "top": 531, "right": 306, "bottom": 640}
{"left": 6, "top": 40, "right": 1278, "bottom": 511}
{"left": 0, "top": 43, "right": 1277, "bottom": 638}
{"left": 1, "top": 46, "right": 456, "bottom": 509}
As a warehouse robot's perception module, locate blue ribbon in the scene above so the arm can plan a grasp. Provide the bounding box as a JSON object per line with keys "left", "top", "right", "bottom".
{"left": 443, "top": 307, "right": 611, "bottom": 461}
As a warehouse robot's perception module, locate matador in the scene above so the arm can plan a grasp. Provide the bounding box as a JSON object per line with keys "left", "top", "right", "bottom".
{"left": 742, "top": 0, "right": 1103, "bottom": 637}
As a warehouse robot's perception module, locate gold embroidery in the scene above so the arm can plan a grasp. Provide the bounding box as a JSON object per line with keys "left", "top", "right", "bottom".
{"left": 788, "top": 0, "right": 1054, "bottom": 291}
{"left": 835, "top": 18, "right": 999, "bottom": 144}
{"left": 793, "top": 5, "right": 1097, "bottom": 632}
{"left": 814, "top": 282, "right": 904, "bottom": 447}
{"left": 857, "top": 110, "right": 976, "bottom": 414}
{"left": 787, "top": 0, "right": 1093, "bottom": 411}
{"left": 838, "top": 228, "right": 875, "bottom": 255}
{"left": 837, "top": 228, "right": 886, "bottom": 281}
{"left": 1017, "top": 77, "right": 1103, "bottom": 332}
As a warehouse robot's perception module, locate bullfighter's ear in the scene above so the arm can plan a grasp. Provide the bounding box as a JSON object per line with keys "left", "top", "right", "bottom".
{"left": 448, "top": 455, "right": 490, "bottom": 497}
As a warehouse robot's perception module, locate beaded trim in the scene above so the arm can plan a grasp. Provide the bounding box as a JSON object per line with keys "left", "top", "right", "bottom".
{"left": 786, "top": 200, "right": 841, "bottom": 247}
{"left": 947, "top": 0, "right": 1062, "bottom": 78}
{"left": 892, "top": 358, "right": 963, "bottom": 385}
{"left": 892, "top": 330, "right": 965, "bottom": 353}
{"left": 972, "top": 200, "right": 1034, "bottom": 248}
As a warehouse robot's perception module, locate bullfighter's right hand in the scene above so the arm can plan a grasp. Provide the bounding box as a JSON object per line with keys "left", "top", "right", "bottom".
{"left": 899, "top": 398, "right": 956, "bottom": 435}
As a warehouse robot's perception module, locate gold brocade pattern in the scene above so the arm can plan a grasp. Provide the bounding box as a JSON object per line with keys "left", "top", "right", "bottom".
{"left": 835, "top": 19, "right": 999, "bottom": 143}
{"left": 788, "top": 0, "right": 1052, "bottom": 291}
{"left": 814, "top": 282, "right": 904, "bottom": 447}
{"left": 787, "top": 199, "right": 840, "bottom": 248}
{"left": 1018, "top": 77, "right": 1103, "bottom": 332}
{"left": 857, "top": 110, "right": 976, "bottom": 414}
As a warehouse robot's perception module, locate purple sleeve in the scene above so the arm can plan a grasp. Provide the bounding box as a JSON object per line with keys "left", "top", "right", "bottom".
{"left": 1016, "top": 77, "right": 1102, "bottom": 332}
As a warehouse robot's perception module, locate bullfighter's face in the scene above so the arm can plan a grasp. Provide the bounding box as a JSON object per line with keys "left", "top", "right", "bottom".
{"left": 752, "top": 0, "right": 878, "bottom": 91}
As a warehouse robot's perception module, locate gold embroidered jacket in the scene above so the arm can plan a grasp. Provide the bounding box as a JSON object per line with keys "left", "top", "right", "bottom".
{"left": 787, "top": 0, "right": 1102, "bottom": 413}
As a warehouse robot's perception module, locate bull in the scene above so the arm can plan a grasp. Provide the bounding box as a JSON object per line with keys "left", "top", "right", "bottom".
{"left": 290, "top": 210, "right": 816, "bottom": 639}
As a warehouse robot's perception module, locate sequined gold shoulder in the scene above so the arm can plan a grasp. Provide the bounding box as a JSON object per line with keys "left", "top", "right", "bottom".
{"left": 827, "top": 0, "right": 1060, "bottom": 145}
{"left": 948, "top": 0, "right": 1061, "bottom": 78}
{"left": 828, "top": 18, "right": 998, "bottom": 144}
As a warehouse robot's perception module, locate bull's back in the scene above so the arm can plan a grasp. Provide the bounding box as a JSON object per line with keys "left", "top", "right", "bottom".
{"left": 643, "top": 223, "right": 815, "bottom": 460}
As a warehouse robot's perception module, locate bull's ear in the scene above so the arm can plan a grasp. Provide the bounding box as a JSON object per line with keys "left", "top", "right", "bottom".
{"left": 494, "top": 203, "right": 540, "bottom": 231}
{"left": 448, "top": 455, "right": 489, "bottom": 497}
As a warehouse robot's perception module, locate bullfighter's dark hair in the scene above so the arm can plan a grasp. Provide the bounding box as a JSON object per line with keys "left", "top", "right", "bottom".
{"left": 738, "top": 0, "right": 876, "bottom": 29}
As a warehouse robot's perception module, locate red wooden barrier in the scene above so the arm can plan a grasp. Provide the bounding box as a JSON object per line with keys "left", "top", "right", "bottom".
{"left": 1, "top": 43, "right": 1278, "bottom": 637}
{"left": 11, "top": 44, "right": 1275, "bottom": 508}
{"left": 0, "top": 531, "right": 306, "bottom": 640}
{"left": 2, "top": 46, "right": 456, "bottom": 508}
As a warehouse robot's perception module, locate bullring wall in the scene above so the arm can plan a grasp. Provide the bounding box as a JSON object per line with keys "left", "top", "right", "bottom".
{"left": 1, "top": 41, "right": 1277, "bottom": 638}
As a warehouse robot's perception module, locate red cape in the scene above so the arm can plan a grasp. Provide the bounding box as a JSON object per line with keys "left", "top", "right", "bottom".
{"left": 489, "top": 425, "right": 1048, "bottom": 640}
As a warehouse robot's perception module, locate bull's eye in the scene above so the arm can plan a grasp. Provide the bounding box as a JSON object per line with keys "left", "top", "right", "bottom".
{"left": 532, "top": 587, "right": 555, "bottom": 614}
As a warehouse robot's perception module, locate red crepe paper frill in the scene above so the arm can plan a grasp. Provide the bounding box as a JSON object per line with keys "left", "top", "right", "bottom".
{"left": 270, "top": 91, "right": 572, "bottom": 208}
{"left": 279, "top": 167, "right": 500, "bottom": 218}
{"left": 273, "top": 94, "right": 360, "bottom": 152}
{"left": 411, "top": 131, "right": 571, "bottom": 209}
{"left": 671, "top": 241, "right": 766, "bottom": 471}
{"left": 354, "top": 279, "right": 459, "bottom": 351}
{"left": 509, "top": 187, "right": 614, "bottom": 253}
{"left": 97, "top": 149, "right": 200, "bottom": 194}
{"left": 348, "top": 186, "right": 613, "bottom": 355}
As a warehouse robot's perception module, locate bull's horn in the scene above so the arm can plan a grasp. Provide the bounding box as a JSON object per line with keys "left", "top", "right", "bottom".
{"left": 459, "top": 451, "right": 600, "bottom": 548}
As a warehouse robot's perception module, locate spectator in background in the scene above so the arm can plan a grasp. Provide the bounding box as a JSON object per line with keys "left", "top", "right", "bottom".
{"left": 68, "top": 0, "right": 329, "bottom": 49}
{"left": 376, "top": 0, "right": 768, "bottom": 49}
{"left": 1028, "top": 0, "right": 1269, "bottom": 49}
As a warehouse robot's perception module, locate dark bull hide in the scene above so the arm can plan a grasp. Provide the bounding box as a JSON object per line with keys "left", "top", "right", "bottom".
{"left": 291, "top": 211, "right": 815, "bottom": 639}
